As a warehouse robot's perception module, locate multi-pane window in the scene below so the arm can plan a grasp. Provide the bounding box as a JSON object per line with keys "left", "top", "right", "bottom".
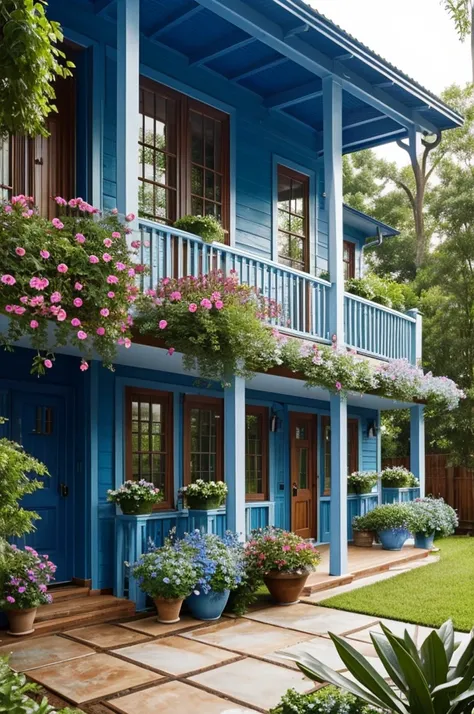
{"left": 343, "top": 240, "right": 356, "bottom": 280}
{"left": 138, "top": 79, "right": 229, "bottom": 235}
{"left": 277, "top": 165, "right": 309, "bottom": 272}
{"left": 322, "top": 417, "right": 359, "bottom": 495}
{"left": 184, "top": 396, "right": 223, "bottom": 484}
{"left": 126, "top": 389, "right": 173, "bottom": 508}
{"left": 245, "top": 406, "right": 268, "bottom": 501}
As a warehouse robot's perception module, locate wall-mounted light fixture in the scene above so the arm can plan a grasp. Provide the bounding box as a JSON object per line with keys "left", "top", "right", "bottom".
{"left": 367, "top": 420, "right": 378, "bottom": 439}
{"left": 270, "top": 409, "right": 281, "bottom": 433}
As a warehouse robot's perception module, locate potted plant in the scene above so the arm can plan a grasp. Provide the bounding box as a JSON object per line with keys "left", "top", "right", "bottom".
{"left": 351, "top": 513, "right": 376, "bottom": 548}
{"left": 380, "top": 465, "right": 418, "bottom": 488}
{"left": 180, "top": 479, "right": 228, "bottom": 510}
{"left": 0, "top": 544, "right": 56, "bottom": 635}
{"left": 407, "top": 497, "right": 458, "bottom": 549}
{"left": 365, "top": 503, "right": 412, "bottom": 550}
{"left": 178, "top": 530, "right": 244, "bottom": 621}
{"left": 347, "top": 471, "right": 378, "bottom": 495}
{"left": 173, "top": 215, "right": 226, "bottom": 243}
{"left": 131, "top": 541, "right": 198, "bottom": 623}
{"left": 107, "top": 480, "right": 162, "bottom": 514}
{"left": 244, "top": 527, "right": 321, "bottom": 605}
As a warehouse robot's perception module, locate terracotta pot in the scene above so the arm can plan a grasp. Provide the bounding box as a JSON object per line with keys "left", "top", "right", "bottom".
{"left": 153, "top": 597, "right": 184, "bottom": 624}
{"left": 6, "top": 607, "right": 37, "bottom": 636}
{"left": 263, "top": 572, "right": 309, "bottom": 605}
{"left": 353, "top": 529, "right": 375, "bottom": 548}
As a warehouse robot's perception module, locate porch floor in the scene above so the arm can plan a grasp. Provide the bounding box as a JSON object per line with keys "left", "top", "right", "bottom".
{"left": 303, "top": 544, "right": 430, "bottom": 594}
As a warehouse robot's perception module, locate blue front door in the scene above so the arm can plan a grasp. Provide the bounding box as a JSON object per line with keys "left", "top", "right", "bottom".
{"left": 12, "top": 391, "right": 71, "bottom": 582}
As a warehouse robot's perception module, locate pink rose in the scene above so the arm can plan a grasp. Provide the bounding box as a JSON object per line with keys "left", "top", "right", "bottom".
{"left": 57, "top": 263, "right": 68, "bottom": 273}
{"left": 51, "top": 291, "right": 62, "bottom": 304}
{"left": 89, "top": 255, "right": 99, "bottom": 264}
{"left": 111, "top": 208, "right": 118, "bottom": 215}
{"left": 57, "top": 309, "right": 67, "bottom": 322}
{"left": 77, "top": 330, "right": 88, "bottom": 340}
{"left": 335, "top": 382, "right": 342, "bottom": 391}
{"left": 170, "top": 291, "right": 181, "bottom": 301}
{"left": 55, "top": 196, "right": 67, "bottom": 206}
{"left": 30, "top": 320, "right": 39, "bottom": 329}
{"left": 20, "top": 296, "right": 29, "bottom": 304}
{"left": 128, "top": 268, "right": 135, "bottom": 277}
{"left": 200, "top": 298, "right": 212, "bottom": 309}
{"left": 100, "top": 308, "right": 109, "bottom": 317}
{"left": 159, "top": 320, "right": 167, "bottom": 329}
{"left": 111, "top": 231, "right": 121, "bottom": 239}
{"left": 107, "top": 291, "right": 115, "bottom": 298}
{"left": 80, "top": 360, "right": 89, "bottom": 371}
{"left": 125, "top": 213, "right": 135, "bottom": 222}
{"left": 73, "top": 298, "right": 83, "bottom": 308}
{"left": 103, "top": 238, "right": 113, "bottom": 248}
{"left": 188, "top": 303, "right": 197, "bottom": 313}
{"left": 168, "top": 347, "right": 175, "bottom": 356}
{"left": 75, "top": 233, "right": 86, "bottom": 244}
{"left": 5, "top": 305, "right": 13, "bottom": 312}
{"left": 130, "top": 240, "right": 141, "bottom": 249}
{"left": 52, "top": 218, "right": 64, "bottom": 229}
{"left": 124, "top": 338, "right": 131, "bottom": 348}
{"left": 215, "top": 300, "right": 224, "bottom": 310}
{"left": 107, "top": 275, "right": 119, "bottom": 284}
{"left": 1, "top": 274, "right": 16, "bottom": 285}
{"left": 102, "top": 253, "right": 112, "bottom": 262}
{"left": 96, "top": 327, "right": 105, "bottom": 336}
{"left": 15, "top": 247, "right": 26, "bottom": 256}
{"left": 40, "top": 250, "right": 50, "bottom": 259}
{"left": 74, "top": 282, "right": 83, "bottom": 291}
{"left": 44, "top": 359, "right": 53, "bottom": 369}
{"left": 115, "top": 262, "right": 126, "bottom": 271}
{"left": 71, "top": 318, "right": 81, "bottom": 327}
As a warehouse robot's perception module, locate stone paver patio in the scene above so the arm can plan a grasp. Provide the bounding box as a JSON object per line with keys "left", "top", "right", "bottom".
{"left": 0, "top": 565, "right": 467, "bottom": 713}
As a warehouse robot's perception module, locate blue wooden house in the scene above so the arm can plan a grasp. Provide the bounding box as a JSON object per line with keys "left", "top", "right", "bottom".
{"left": 0, "top": 0, "right": 462, "bottom": 612}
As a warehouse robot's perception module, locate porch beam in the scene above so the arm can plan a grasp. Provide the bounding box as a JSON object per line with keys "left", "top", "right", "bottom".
{"left": 342, "top": 127, "right": 406, "bottom": 151}
{"left": 342, "top": 111, "right": 385, "bottom": 132}
{"left": 189, "top": 35, "right": 255, "bottom": 66}
{"left": 263, "top": 80, "right": 322, "bottom": 110}
{"left": 147, "top": 4, "right": 202, "bottom": 40}
{"left": 229, "top": 56, "right": 288, "bottom": 82}
{"left": 224, "top": 375, "right": 246, "bottom": 538}
{"left": 329, "top": 394, "right": 348, "bottom": 575}
{"left": 116, "top": 0, "right": 139, "bottom": 217}
{"left": 410, "top": 405, "right": 425, "bottom": 498}
{"left": 323, "top": 76, "right": 344, "bottom": 341}
{"left": 192, "top": 0, "right": 438, "bottom": 134}
{"left": 94, "top": 0, "right": 115, "bottom": 15}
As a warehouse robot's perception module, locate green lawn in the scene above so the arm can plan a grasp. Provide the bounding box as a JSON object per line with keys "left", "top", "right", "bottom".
{"left": 320, "top": 537, "right": 474, "bottom": 632}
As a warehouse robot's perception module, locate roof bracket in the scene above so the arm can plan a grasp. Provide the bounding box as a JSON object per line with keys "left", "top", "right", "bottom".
{"left": 284, "top": 23, "right": 309, "bottom": 38}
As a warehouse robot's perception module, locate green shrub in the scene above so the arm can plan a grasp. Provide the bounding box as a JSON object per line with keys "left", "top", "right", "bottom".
{"left": 352, "top": 511, "right": 377, "bottom": 532}
{"left": 173, "top": 215, "right": 225, "bottom": 243}
{"left": 270, "top": 686, "right": 379, "bottom": 713}
{"left": 359, "top": 503, "right": 412, "bottom": 532}
{"left": 407, "top": 497, "right": 458, "bottom": 537}
{"left": 380, "top": 465, "right": 418, "bottom": 488}
{"left": 346, "top": 274, "right": 417, "bottom": 313}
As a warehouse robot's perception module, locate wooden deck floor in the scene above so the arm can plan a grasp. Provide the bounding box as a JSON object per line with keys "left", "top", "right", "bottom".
{"left": 303, "top": 544, "right": 430, "bottom": 595}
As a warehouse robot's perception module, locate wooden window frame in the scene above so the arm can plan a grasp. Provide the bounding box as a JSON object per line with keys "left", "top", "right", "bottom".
{"left": 183, "top": 395, "right": 224, "bottom": 486}
{"left": 125, "top": 387, "right": 174, "bottom": 510}
{"left": 277, "top": 164, "right": 310, "bottom": 273}
{"left": 343, "top": 240, "right": 356, "bottom": 280}
{"left": 321, "top": 416, "right": 359, "bottom": 496}
{"left": 245, "top": 405, "right": 269, "bottom": 502}
{"left": 139, "top": 77, "right": 230, "bottom": 238}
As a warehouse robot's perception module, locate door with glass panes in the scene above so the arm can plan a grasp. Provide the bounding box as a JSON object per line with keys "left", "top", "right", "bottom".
{"left": 290, "top": 412, "right": 316, "bottom": 539}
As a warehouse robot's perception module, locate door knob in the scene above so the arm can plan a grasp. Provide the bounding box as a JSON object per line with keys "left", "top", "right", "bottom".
{"left": 59, "top": 483, "right": 69, "bottom": 497}
{"left": 292, "top": 482, "right": 298, "bottom": 497}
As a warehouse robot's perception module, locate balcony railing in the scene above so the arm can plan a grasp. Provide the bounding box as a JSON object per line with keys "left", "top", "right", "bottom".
{"left": 137, "top": 218, "right": 416, "bottom": 363}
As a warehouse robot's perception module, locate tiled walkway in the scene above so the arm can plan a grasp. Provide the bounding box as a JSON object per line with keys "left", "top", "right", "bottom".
{"left": 0, "top": 557, "right": 466, "bottom": 713}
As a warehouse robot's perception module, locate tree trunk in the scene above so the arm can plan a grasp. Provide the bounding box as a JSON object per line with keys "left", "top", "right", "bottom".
{"left": 471, "top": 4, "right": 474, "bottom": 84}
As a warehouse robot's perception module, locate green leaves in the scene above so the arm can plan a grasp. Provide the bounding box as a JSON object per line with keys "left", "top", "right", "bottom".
{"left": 0, "top": 0, "right": 74, "bottom": 137}
{"left": 291, "top": 619, "right": 474, "bottom": 714}
{"left": 0, "top": 656, "right": 82, "bottom": 713}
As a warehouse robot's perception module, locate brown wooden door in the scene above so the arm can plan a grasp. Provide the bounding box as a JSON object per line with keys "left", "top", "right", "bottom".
{"left": 290, "top": 413, "right": 317, "bottom": 539}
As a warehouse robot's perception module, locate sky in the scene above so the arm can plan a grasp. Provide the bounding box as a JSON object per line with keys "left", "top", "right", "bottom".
{"left": 308, "top": 0, "right": 472, "bottom": 163}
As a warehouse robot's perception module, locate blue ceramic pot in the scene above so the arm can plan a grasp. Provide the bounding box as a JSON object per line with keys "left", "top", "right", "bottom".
{"left": 186, "top": 588, "right": 230, "bottom": 621}
{"left": 378, "top": 527, "right": 410, "bottom": 551}
{"left": 414, "top": 531, "right": 435, "bottom": 550}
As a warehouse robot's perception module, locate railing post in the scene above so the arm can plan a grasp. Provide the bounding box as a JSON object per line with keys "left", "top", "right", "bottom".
{"left": 116, "top": 0, "right": 139, "bottom": 218}
{"left": 410, "top": 405, "right": 425, "bottom": 498}
{"left": 224, "top": 375, "right": 246, "bottom": 539}
{"left": 407, "top": 308, "right": 422, "bottom": 366}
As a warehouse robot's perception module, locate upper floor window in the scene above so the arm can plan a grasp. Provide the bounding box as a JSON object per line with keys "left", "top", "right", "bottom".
{"left": 184, "top": 396, "right": 223, "bottom": 484}
{"left": 277, "top": 165, "right": 309, "bottom": 272}
{"left": 139, "top": 79, "right": 229, "bottom": 235}
{"left": 125, "top": 388, "right": 173, "bottom": 508}
{"left": 245, "top": 406, "right": 268, "bottom": 501}
{"left": 343, "top": 240, "right": 356, "bottom": 280}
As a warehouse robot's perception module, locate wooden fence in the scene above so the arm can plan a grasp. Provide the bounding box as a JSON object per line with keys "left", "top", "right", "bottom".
{"left": 382, "top": 454, "right": 474, "bottom": 533}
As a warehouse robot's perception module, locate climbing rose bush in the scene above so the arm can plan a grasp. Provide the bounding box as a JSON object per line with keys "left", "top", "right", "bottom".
{"left": 135, "top": 269, "right": 279, "bottom": 382}
{"left": 0, "top": 196, "right": 138, "bottom": 373}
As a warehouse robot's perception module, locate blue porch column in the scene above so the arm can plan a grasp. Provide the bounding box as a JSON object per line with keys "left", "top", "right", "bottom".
{"left": 116, "top": 0, "right": 139, "bottom": 217}
{"left": 410, "top": 405, "right": 425, "bottom": 497}
{"left": 224, "top": 376, "right": 246, "bottom": 538}
{"left": 407, "top": 308, "right": 423, "bottom": 366}
{"left": 324, "top": 76, "right": 348, "bottom": 575}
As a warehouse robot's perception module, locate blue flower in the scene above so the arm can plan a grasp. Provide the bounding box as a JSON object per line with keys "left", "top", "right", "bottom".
{"left": 163, "top": 577, "right": 170, "bottom": 584}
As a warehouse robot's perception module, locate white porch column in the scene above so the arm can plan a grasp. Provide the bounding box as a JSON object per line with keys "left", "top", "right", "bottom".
{"left": 410, "top": 405, "right": 425, "bottom": 497}
{"left": 329, "top": 394, "right": 348, "bottom": 575}
{"left": 323, "top": 76, "right": 344, "bottom": 343}
{"left": 116, "top": 0, "right": 139, "bottom": 217}
{"left": 224, "top": 376, "right": 246, "bottom": 539}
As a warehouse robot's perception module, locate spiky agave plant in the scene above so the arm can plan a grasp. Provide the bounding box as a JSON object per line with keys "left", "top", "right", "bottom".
{"left": 288, "top": 619, "right": 474, "bottom": 714}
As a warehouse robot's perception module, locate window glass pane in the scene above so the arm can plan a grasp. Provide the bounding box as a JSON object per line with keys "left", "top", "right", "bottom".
{"left": 189, "top": 406, "right": 219, "bottom": 482}
{"left": 298, "top": 448, "right": 308, "bottom": 489}
{"left": 277, "top": 167, "right": 309, "bottom": 272}
{"left": 246, "top": 413, "right": 263, "bottom": 495}
{"left": 189, "top": 110, "right": 224, "bottom": 226}
{"left": 128, "top": 393, "right": 170, "bottom": 502}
